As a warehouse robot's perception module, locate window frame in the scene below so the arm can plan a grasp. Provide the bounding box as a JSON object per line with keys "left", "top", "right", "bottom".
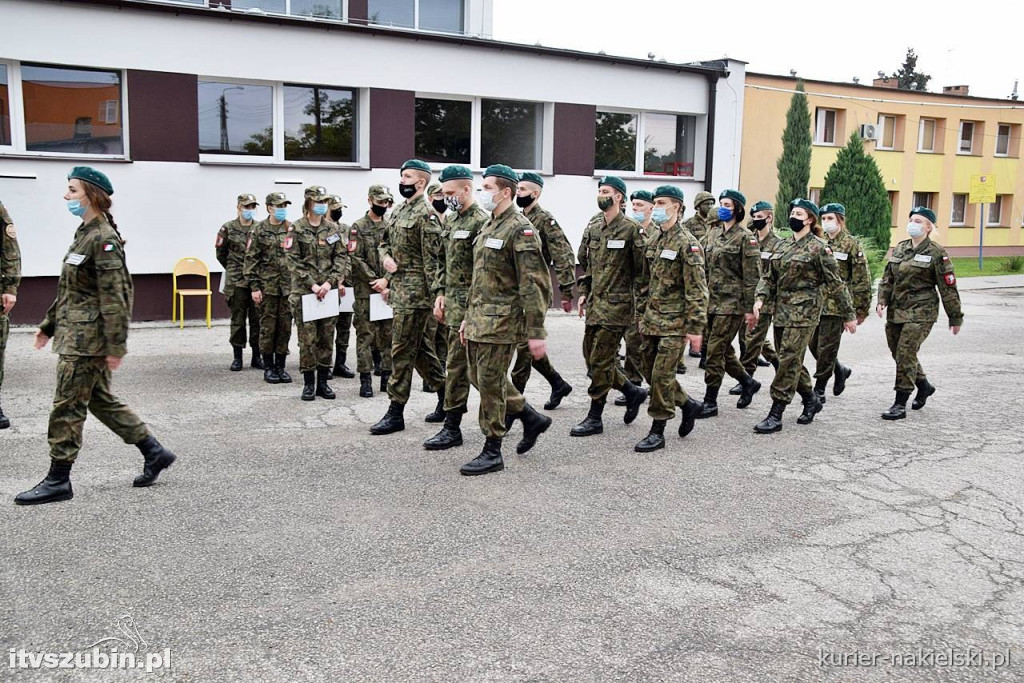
{"left": 957, "top": 120, "right": 975, "bottom": 155}
{"left": 368, "top": 0, "right": 467, "bottom": 33}
{"left": 995, "top": 123, "right": 1011, "bottom": 157}
{"left": 911, "top": 192, "right": 934, "bottom": 210}
{"left": 414, "top": 92, "right": 477, "bottom": 167}
{"left": 815, "top": 107, "right": 837, "bottom": 145}
{"left": 594, "top": 107, "right": 701, "bottom": 179}
{"left": 593, "top": 107, "right": 639, "bottom": 175}
{"left": 228, "top": 0, "right": 349, "bottom": 21}
{"left": 950, "top": 193, "right": 967, "bottom": 226}
{"left": 918, "top": 117, "right": 937, "bottom": 153}
{"left": 876, "top": 114, "right": 896, "bottom": 150}
{"left": 987, "top": 196, "right": 1003, "bottom": 226}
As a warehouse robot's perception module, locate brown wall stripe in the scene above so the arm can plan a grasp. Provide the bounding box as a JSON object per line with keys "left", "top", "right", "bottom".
{"left": 369, "top": 88, "right": 415, "bottom": 169}
{"left": 553, "top": 103, "right": 597, "bottom": 177}
{"left": 127, "top": 70, "right": 199, "bottom": 163}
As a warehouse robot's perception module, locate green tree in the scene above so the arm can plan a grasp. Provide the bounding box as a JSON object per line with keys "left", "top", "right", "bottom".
{"left": 595, "top": 112, "right": 637, "bottom": 171}
{"left": 774, "top": 81, "right": 812, "bottom": 216}
{"left": 891, "top": 47, "right": 931, "bottom": 91}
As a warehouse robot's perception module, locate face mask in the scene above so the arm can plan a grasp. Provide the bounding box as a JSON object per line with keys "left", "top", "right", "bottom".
{"left": 330, "top": 209, "right": 343, "bottom": 222}
{"left": 67, "top": 198, "right": 87, "bottom": 217}
{"left": 398, "top": 182, "right": 417, "bottom": 199}
{"left": 370, "top": 204, "right": 387, "bottom": 218}
{"left": 445, "top": 196, "right": 463, "bottom": 213}
{"left": 431, "top": 199, "right": 448, "bottom": 214}
{"left": 907, "top": 222, "right": 924, "bottom": 238}
{"left": 516, "top": 194, "right": 534, "bottom": 209}
{"left": 477, "top": 190, "right": 498, "bottom": 212}
{"left": 597, "top": 196, "right": 615, "bottom": 211}
{"left": 717, "top": 207, "right": 734, "bottom": 221}
{"left": 651, "top": 207, "right": 669, "bottom": 223}
{"left": 751, "top": 218, "right": 768, "bottom": 230}
{"left": 822, "top": 219, "right": 840, "bottom": 235}
{"left": 273, "top": 207, "right": 288, "bottom": 222}
{"left": 312, "top": 203, "right": 328, "bottom": 216}
{"left": 788, "top": 216, "right": 806, "bottom": 232}
{"left": 629, "top": 210, "right": 647, "bottom": 223}
{"left": 241, "top": 209, "right": 256, "bottom": 221}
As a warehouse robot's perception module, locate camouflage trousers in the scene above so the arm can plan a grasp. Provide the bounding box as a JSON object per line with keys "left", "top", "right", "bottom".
{"left": 258, "top": 294, "right": 292, "bottom": 356}
{"left": 583, "top": 324, "right": 628, "bottom": 401}
{"left": 48, "top": 355, "right": 150, "bottom": 463}
{"left": 769, "top": 325, "right": 815, "bottom": 405}
{"left": 226, "top": 288, "right": 259, "bottom": 350}
{"left": 335, "top": 311, "right": 353, "bottom": 362}
{"left": 0, "top": 313, "right": 8, "bottom": 391}
{"left": 639, "top": 335, "right": 691, "bottom": 420}
{"left": 353, "top": 298, "right": 392, "bottom": 374}
{"left": 443, "top": 325, "right": 470, "bottom": 412}
{"left": 704, "top": 314, "right": 748, "bottom": 389}
{"left": 809, "top": 315, "right": 845, "bottom": 383}
{"left": 740, "top": 311, "right": 778, "bottom": 374}
{"left": 623, "top": 323, "right": 644, "bottom": 384}
{"left": 885, "top": 322, "right": 932, "bottom": 392}
{"left": 388, "top": 308, "right": 445, "bottom": 405}
{"left": 510, "top": 344, "right": 559, "bottom": 391}
{"left": 291, "top": 300, "right": 336, "bottom": 373}
{"left": 467, "top": 340, "right": 526, "bottom": 439}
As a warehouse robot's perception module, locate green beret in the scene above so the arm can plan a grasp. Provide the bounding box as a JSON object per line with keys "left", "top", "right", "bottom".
{"left": 789, "top": 198, "right": 819, "bottom": 217}
{"left": 629, "top": 190, "right": 654, "bottom": 203}
{"left": 719, "top": 189, "right": 746, "bottom": 207}
{"left": 910, "top": 206, "right": 937, "bottom": 224}
{"left": 439, "top": 165, "right": 473, "bottom": 183}
{"left": 599, "top": 175, "right": 628, "bottom": 197}
{"left": 820, "top": 202, "right": 846, "bottom": 217}
{"left": 518, "top": 171, "right": 544, "bottom": 188}
{"left": 652, "top": 185, "right": 685, "bottom": 204}
{"left": 751, "top": 200, "right": 773, "bottom": 213}
{"left": 483, "top": 164, "right": 519, "bottom": 184}
{"left": 68, "top": 166, "right": 113, "bottom": 195}
{"left": 400, "top": 159, "right": 432, "bottom": 174}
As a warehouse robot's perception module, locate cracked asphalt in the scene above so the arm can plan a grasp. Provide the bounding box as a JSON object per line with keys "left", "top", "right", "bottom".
{"left": 2, "top": 275, "right": 1022, "bottom": 682}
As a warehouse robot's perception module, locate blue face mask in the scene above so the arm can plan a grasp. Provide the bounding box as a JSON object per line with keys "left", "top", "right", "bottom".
{"left": 629, "top": 210, "right": 646, "bottom": 223}
{"left": 241, "top": 209, "right": 256, "bottom": 221}
{"left": 651, "top": 207, "right": 669, "bottom": 223}
{"left": 273, "top": 207, "right": 288, "bottom": 221}
{"left": 312, "top": 203, "right": 328, "bottom": 216}
{"left": 67, "top": 199, "right": 87, "bottom": 217}
{"left": 717, "top": 206, "right": 733, "bottom": 221}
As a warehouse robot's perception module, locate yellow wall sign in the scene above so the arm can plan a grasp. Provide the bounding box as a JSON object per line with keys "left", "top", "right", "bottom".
{"left": 970, "top": 174, "right": 997, "bottom": 204}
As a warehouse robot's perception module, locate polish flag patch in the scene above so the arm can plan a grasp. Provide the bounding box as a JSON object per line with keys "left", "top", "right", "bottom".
{"left": 749, "top": 238, "right": 757, "bottom": 245}
{"left": 103, "top": 243, "right": 116, "bottom": 252}
{"left": 523, "top": 228, "right": 534, "bottom": 237}
{"left": 216, "top": 234, "right": 224, "bottom": 247}
{"left": 944, "top": 273, "right": 956, "bottom": 286}
{"left": 690, "top": 244, "right": 700, "bottom": 252}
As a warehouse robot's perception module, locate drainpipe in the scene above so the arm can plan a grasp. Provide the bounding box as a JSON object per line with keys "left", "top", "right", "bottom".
{"left": 704, "top": 71, "right": 720, "bottom": 192}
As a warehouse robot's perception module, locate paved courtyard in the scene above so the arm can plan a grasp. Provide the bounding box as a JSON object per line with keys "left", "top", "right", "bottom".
{"left": 2, "top": 275, "right": 1023, "bottom": 681}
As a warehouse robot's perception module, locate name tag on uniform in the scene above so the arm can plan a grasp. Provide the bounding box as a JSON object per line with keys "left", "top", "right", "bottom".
{"left": 607, "top": 239, "right": 625, "bottom": 249}
{"left": 760, "top": 251, "right": 772, "bottom": 260}
{"left": 913, "top": 254, "right": 932, "bottom": 263}
{"left": 326, "top": 233, "right": 341, "bottom": 245}
{"left": 65, "top": 253, "right": 86, "bottom": 265}
{"left": 485, "top": 238, "right": 504, "bottom": 250}
{"left": 660, "top": 249, "right": 677, "bottom": 260}
{"left": 833, "top": 251, "right": 849, "bottom": 261}
{"left": 452, "top": 230, "right": 471, "bottom": 240}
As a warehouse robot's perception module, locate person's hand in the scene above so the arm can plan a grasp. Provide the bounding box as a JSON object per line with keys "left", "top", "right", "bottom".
{"left": 951, "top": 325, "right": 961, "bottom": 336}
{"left": 371, "top": 278, "right": 388, "bottom": 293}
{"left": 750, "top": 301, "right": 762, "bottom": 329}
{"left": 106, "top": 355, "right": 123, "bottom": 371}
{"left": 686, "top": 333, "right": 702, "bottom": 353}
{"left": 252, "top": 290, "right": 263, "bottom": 305}
{"left": 856, "top": 314, "right": 866, "bottom": 325}
{"left": 528, "top": 338, "right": 546, "bottom": 360}
{"left": 561, "top": 298, "right": 572, "bottom": 313}
{"left": 876, "top": 303, "right": 885, "bottom": 318}
{"left": 334, "top": 283, "right": 344, "bottom": 296}
{"left": 1, "top": 293, "right": 16, "bottom": 315}
{"left": 311, "top": 284, "right": 321, "bottom": 295}
{"left": 434, "top": 295, "right": 446, "bottom": 324}
{"left": 381, "top": 289, "right": 390, "bottom": 304}
{"left": 383, "top": 256, "right": 398, "bottom": 274}
{"left": 33, "top": 330, "right": 50, "bottom": 350}
{"left": 577, "top": 295, "right": 586, "bottom": 318}
{"left": 843, "top": 320, "right": 857, "bottom": 334}
{"left": 744, "top": 312, "right": 755, "bottom": 329}
{"left": 459, "top": 320, "right": 467, "bottom": 346}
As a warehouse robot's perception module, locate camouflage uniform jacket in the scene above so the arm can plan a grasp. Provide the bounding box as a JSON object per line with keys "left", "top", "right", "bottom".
{"left": 637, "top": 222, "right": 708, "bottom": 337}
{"left": 464, "top": 204, "right": 548, "bottom": 345}
{"left": 576, "top": 211, "right": 647, "bottom": 327}
{"left": 524, "top": 203, "right": 576, "bottom": 299}
{"left": 682, "top": 213, "right": 717, "bottom": 243}
{"left": 378, "top": 194, "right": 443, "bottom": 311}
{"left": 754, "top": 229, "right": 783, "bottom": 316}
{"left": 703, "top": 223, "right": 761, "bottom": 315}
{"left": 287, "top": 217, "right": 349, "bottom": 294}
{"left": 215, "top": 217, "right": 254, "bottom": 296}
{"left": 39, "top": 216, "right": 132, "bottom": 357}
{"left": 878, "top": 237, "right": 963, "bottom": 326}
{"left": 823, "top": 229, "right": 872, "bottom": 319}
{"left": 756, "top": 234, "right": 855, "bottom": 328}
{"left": 433, "top": 203, "right": 489, "bottom": 326}
{"left": 0, "top": 200, "right": 22, "bottom": 297}
{"left": 244, "top": 218, "right": 294, "bottom": 297}
{"left": 348, "top": 213, "right": 387, "bottom": 299}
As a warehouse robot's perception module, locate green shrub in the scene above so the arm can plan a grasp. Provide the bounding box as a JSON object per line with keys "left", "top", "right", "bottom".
{"left": 998, "top": 255, "right": 1024, "bottom": 273}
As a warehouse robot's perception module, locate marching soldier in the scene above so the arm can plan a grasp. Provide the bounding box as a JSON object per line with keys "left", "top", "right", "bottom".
{"left": 215, "top": 193, "right": 262, "bottom": 372}
{"left": 509, "top": 172, "right": 574, "bottom": 410}
{"left": 327, "top": 194, "right": 356, "bottom": 380}
{"left": 618, "top": 189, "right": 655, "bottom": 405}
{"left": 876, "top": 207, "right": 962, "bottom": 420}
{"left": 16, "top": 167, "right": 176, "bottom": 505}
{"left": 370, "top": 159, "right": 446, "bottom": 435}
{"left": 0, "top": 199, "right": 22, "bottom": 429}
{"left": 730, "top": 200, "right": 779, "bottom": 397}
{"left": 423, "top": 181, "right": 448, "bottom": 388}
{"left": 683, "top": 190, "right": 716, "bottom": 364}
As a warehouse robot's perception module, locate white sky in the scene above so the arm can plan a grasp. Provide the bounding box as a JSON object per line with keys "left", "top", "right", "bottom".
{"left": 492, "top": 0, "right": 1023, "bottom": 100}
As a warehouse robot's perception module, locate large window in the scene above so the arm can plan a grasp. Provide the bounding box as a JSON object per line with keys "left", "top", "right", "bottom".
{"left": 20, "top": 63, "right": 123, "bottom": 155}
{"left": 815, "top": 107, "right": 838, "bottom": 145}
{"left": 877, "top": 114, "right": 896, "bottom": 150}
{"left": 643, "top": 113, "right": 696, "bottom": 176}
{"left": 958, "top": 121, "right": 975, "bottom": 154}
{"left": 198, "top": 80, "right": 274, "bottom": 155}
{"left": 950, "top": 194, "right": 967, "bottom": 225}
{"left": 594, "top": 110, "right": 698, "bottom": 177}
{"left": 988, "top": 196, "right": 1003, "bottom": 225}
{"left": 283, "top": 84, "right": 355, "bottom": 162}
{"left": 918, "top": 118, "right": 937, "bottom": 152}
{"left": 230, "top": 0, "right": 343, "bottom": 18}
{"left": 0, "top": 64, "right": 10, "bottom": 146}
{"left": 594, "top": 112, "right": 637, "bottom": 172}
{"left": 912, "top": 192, "right": 934, "bottom": 210}
{"left": 481, "top": 99, "right": 541, "bottom": 169}
{"left": 996, "top": 124, "right": 1011, "bottom": 156}
{"left": 369, "top": 0, "right": 464, "bottom": 32}
{"left": 415, "top": 97, "right": 470, "bottom": 164}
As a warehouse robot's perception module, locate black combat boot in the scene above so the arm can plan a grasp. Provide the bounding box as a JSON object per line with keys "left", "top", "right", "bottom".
{"left": 251, "top": 349, "right": 265, "bottom": 370}
{"left": 14, "top": 460, "right": 74, "bottom": 505}
{"left": 814, "top": 376, "right": 829, "bottom": 405}
{"left": 737, "top": 374, "right": 762, "bottom": 409}
{"left": 333, "top": 351, "right": 355, "bottom": 378}
{"left": 133, "top": 435, "right": 177, "bottom": 487}
{"left": 833, "top": 362, "right": 852, "bottom": 396}
{"left": 460, "top": 437, "right": 504, "bottom": 476}
{"left": 729, "top": 381, "right": 744, "bottom": 396}
{"left": 698, "top": 346, "right": 707, "bottom": 370}
{"left": 676, "top": 364, "right": 687, "bottom": 375}
{"left": 0, "top": 399, "right": 9, "bottom": 430}
{"left": 372, "top": 350, "right": 382, "bottom": 376}
{"left": 634, "top": 419, "right": 667, "bottom": 453}
{"left": 514, "top": 403, "right": 552, "bottom": 454}
{"left": 370, "top": 401, "right": 405, "bottom": 435}
{"left": 911, "top": 378, "right": 935, "bottom": 410}
{"left": 754, "top": 401, "right": 786, "bottom": 434}
{"left": 679, "top": 397, "right": 702, "bottom": 437}
{"left": 620, "top": 380, "right": 648, "bottom": 424}
{"left": 316, "top": 368, "right": 336, "bottom": 399}
{"left": 276, "top": 354, "right": 293, "bottom": 383}
{"left": 379, "top": 371, "right": 391, "bottom": 394}
{"left": 424, "top": 388, "right": 446, "bottom": 423}
{"left": 757, "top": 357, "right": 771, "bottom": 367}
{"left": 359, "top": 372, "right": 374, "bottom": 398}
{"left": 883, "top": 391, "right": 912, "bottom": 420}
{"left": 423, "top": 410, "right": 464, "bottom": 451}
{"left": 230, "top": 345, "right": 244, "bottom": 372}
{"left": 688, "top": 347, "right": 701, "bottom": 359}
{"left": 614, "top": 391, "right": 628, "bottom": 407}
{"left": 301, "top": 371, "right": 316, "bottom": 401}
{"left": 534, "top": 362, "right": 573, "bottom": 410}
{"left": 696, "top": 385, "right": 719, "bottom": 419}
{"left": 796, "top": 390, "right": 822, "bottom": 425}
{"left": 262, "top": 353, "right": 281, "bottom": 384}
{"left": 571, "top": 400, "right": 605, "bottom": 437}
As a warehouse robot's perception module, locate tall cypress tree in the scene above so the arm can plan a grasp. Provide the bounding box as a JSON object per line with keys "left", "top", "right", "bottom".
{"left": 821, "top": 131, "right": 892, "bottom": 250}
{"left": 774, "top": 81, "right": 812, "bottom": 216}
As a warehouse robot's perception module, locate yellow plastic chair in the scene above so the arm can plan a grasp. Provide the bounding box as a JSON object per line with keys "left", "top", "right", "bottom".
{"left": 172, "top": 257, "right": 212, "bottom": 329}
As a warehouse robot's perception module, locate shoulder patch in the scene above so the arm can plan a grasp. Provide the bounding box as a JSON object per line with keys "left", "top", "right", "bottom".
{"left": 523, "top": 228, "right": 534, "bottom": 237}
{"left": 944, "top": 273, "right": 956, "bottom": 286}
{"left": 282, "top": 236, "right": 293, "bottom": 250}
{"left": 941, "top": 255, "right": 950, "bottom": 262}
{"left": 5, "top": 224, "right": 16, "bottom": 239}
{"left": 215, "top": 234, "right": 224, "bottom": 247}
{"left": 824, "top": 246, "right": 833, "bottom": 255}
{"left": 690, "top": 244, "right": 701, "bottom": 252}
{"left": 103, "top": 243, "right": 116, "bottom": 252}
{"left": 749, "top": 237, "right": 757, "bottom": 245}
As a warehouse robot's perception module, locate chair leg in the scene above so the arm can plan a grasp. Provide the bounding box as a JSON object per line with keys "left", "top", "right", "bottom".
{"left": 179, "top": 294, "right": 185, "bottom": 329}
{"left": 206, "top": 296, "right": 211, "bottom": 329}
{"left": 171, "top": 289, "right": 177, "bottom": 324}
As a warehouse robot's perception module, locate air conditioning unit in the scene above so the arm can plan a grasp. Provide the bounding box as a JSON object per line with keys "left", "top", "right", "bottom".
{"left": 860, "top": 123, "right": 878, "bottom": 141}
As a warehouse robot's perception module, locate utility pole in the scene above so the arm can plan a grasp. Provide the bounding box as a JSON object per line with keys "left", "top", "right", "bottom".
{"left": 219, "top": 86, "right": 244, "bottom": 152}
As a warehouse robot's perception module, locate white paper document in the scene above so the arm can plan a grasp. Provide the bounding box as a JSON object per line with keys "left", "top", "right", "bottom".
{"left": 301, "top": 289, "right": 340, "bottom": 322}
{"left": 338, "top": 288, "right": 354, "bottom": 313}
{"left": 218, "top": 272, "right": 226, "bottom": 294}
{"left": 369, "top": 293, "right": 394, "bottom": 321}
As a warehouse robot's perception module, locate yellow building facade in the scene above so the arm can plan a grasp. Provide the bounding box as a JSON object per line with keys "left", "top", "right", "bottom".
{"left": 740, "top": 73, "right": 1024, "bottom": 255}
